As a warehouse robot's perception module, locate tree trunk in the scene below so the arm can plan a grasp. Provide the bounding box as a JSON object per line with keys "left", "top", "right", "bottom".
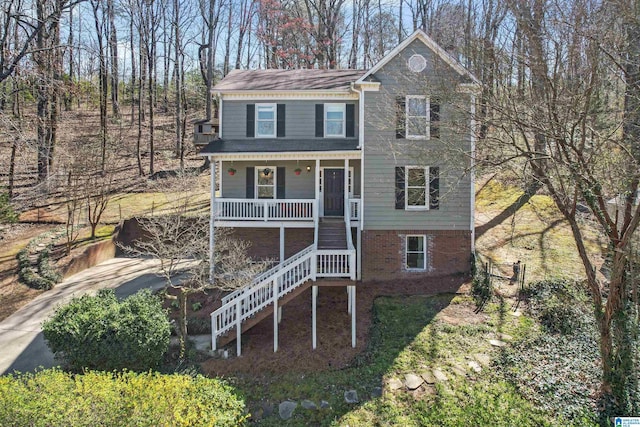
{"left": 108, "top": 0, "right": 120, "bottom": 118}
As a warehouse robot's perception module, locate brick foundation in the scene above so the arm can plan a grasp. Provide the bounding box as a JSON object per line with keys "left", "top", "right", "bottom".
{"left": 361, "top": 229, "right": 471, "bottom": 282}
{"left": 230, "top": 228, "right": 314, "bottom": 261}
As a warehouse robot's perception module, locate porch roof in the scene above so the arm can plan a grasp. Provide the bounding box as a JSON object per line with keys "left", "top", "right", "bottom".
{"left": 200, "top": 138, "right": 359, "bottom": 155}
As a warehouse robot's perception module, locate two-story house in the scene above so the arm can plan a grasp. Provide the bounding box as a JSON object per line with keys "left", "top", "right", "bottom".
{"left": 203, "top": 30, "right": 480, "bottom": 355}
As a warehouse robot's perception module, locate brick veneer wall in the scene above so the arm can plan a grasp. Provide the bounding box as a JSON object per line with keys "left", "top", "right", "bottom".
{"left": 230, "top": 228, "right": 314, "bottom": 261}
{"left": 361, "top": 229, "right": 472, "bottom": 282}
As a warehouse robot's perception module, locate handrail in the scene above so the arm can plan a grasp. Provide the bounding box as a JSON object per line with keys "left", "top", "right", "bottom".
{"left": 214, "top": 198, "right": 315, "bottom": 221}
{"left": 221, "top": 244, "right": 315, "bottom": 305}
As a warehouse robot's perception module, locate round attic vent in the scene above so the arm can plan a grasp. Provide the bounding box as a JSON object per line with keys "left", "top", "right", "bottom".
{"left": 408, "top": 54, "right": 427, "bottom": 72}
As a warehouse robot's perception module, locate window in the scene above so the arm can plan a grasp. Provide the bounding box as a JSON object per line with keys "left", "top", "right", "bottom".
{"left": 325, "top": 103, "right": 345, "bottom": 137}
{"left": 406, "top": 96, "right": 429, "bottom": 139}
{"left": 408, "top": 54, "right": 427, "bottom": 73}
{"left": 255, "top": 166, "right": 276, "bottom": 199}
{"left": 406, "top": 235, "right": 427, "bottom": 270}
{"left": 256, "top": 104, "right": 276, "bottom": 137}
{"left": 406, "top": 166, "right": 428, "bottom": 209}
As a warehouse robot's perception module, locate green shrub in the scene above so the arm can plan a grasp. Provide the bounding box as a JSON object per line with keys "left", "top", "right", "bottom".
{"left": 0, "top": 192, "right": 17, "bottom": 223}
{"left": 0, "top": 369, "right": 247, "bottom": 427}
{"left": 42, "top": 289, "right": 171, "bottom": 371}
{"left": 523, "top": 279, "right": 591, "bottom": 334}
{"left": 37, "top": 248, "right": 62, "bottom": 283}
{"left": 17, "top": 249, "right": 55, "bottom": 290}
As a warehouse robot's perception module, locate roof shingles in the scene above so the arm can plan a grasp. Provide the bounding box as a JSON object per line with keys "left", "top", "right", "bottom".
{"left": 213, "top": 69, "right": 366, "bottom": 91}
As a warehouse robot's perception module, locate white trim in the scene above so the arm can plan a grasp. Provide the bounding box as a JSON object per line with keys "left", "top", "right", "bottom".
{"left": 255, "top": 103, "right": 277, "bottom": 138}
{"left": 324, "top": 103, "right": 346, "bottom": 138}
{"left": 221, "top": 91, "right": 359, "bottom": 101}
{"left": 199, "top": 150, "right": 361, "bottom": 160}
{"left": 255, "top": 166, "right": 276, "bottom": 199}
{"left": 406, "top": 95, "right": 430, "bottom": 140}
{"left": 215, "top": 220, "right": 314, "bottom": 228}
{"left": 218, "top": 94, "right": 223, "bottom": 138}
{"left": 356, "top": 29, "right": 481, "bottom": 86}
{"left": 405, "top": 234, "right": 427, "bottom": 271}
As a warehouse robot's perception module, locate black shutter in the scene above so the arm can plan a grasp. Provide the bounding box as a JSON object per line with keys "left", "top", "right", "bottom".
{"left": 395, "top": 166, "right": 405, "bottom": 209}
{"left": 315, "top": 104, "right": 324, "bottom": 137}
{"left": 276, "top": 167, "right": 285, "bottom": 199}
{"left": 277, "top": 104, "right": 286, "bottom": 137}
{"left": 396, "top": 96, "right": 406, "bottom": 139}
{"left": 346, "top": 104, "right": 355, "bottom": 138}
{"left": 246, "top": 104, "right": 255, "bottom": 137}
{"left": 430, "top": 99, "right": 440, "bottom": 139}
{"left": 246, "top": 167, "right": 255, "bottom": 198}
{"left": 429, "top": 167, "right": 440, "bottom": 209}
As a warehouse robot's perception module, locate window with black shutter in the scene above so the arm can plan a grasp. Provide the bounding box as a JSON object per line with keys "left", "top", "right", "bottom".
{"left": 346, "top": 104, "right": 355, "bottom": 137}
{"left": 277, "top": 104, "right": 286, "bottom": 137}
{"left": 315, "top": 104, "right": 324, "bottom": 137}
{"left": 246, "top": 104, "right": 255, "bottom": 137}
{"left": 429, "top": 167, "right": 440, "bottom": 209}
{"left": 395, "top": 166, "right": 440, "bottom": 210}
{"left": 430, "top": 100, "right": 440, "bottom": 139}
{"left": 395, "top": 167, "right": 405, "bottom": 209}
{"left": 396, "top": 97, "right": 406, "bottom": 139}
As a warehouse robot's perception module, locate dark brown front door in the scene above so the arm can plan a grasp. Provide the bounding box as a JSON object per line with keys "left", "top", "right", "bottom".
{"left": 324, "top": 169, "right": 344, "bottom": 216}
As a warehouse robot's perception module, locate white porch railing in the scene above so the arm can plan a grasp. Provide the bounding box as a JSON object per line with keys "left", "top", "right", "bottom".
{"left": 214, "top": 198, "right": 315, "bottom": 221}
{"left": 317, "top": 249, "right": 356, "bottom": 278}
{"left": 349, "top": 198, "right": 361, "bottom": 221}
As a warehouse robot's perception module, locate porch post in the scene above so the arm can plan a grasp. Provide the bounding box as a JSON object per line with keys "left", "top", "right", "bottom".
{"left": 273, "top": 279, "right": 279, "bottom": 352}
{"left": 344, "top": 159, "right": 349, "bottom": 217}
{"left": 351, "top": 285, "right": 356, "bottom": 348}
{"left": 315, "top": 159, "right": 320, "bottom": 246}
{"left": 312, "top": 285, "right": 317, "bottom": 349}
{"left": 280, "top": 224, "right": 285, "bottom": 265}
{"left": 356, "top": 226, "right": 362, "bottom": 280}
{"left": 209, "top": 157, "right": 216, "bottom": 283}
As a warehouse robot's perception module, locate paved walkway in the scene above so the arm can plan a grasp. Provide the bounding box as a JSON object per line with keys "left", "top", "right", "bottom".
{"left": 0, "top": 257, "right": 173, "bottom": 375}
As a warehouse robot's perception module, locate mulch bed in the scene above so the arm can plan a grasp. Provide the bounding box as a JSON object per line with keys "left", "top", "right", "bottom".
{"left": 199, "top": 275, "right": 468, "bottom": 377}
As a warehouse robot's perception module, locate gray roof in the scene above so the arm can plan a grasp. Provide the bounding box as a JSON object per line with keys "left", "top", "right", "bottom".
{"left": 200, "top": 138, "right": 359, "bottom": 155}
{"left": 213, "top": 69, "right": 367, "bottom": 91}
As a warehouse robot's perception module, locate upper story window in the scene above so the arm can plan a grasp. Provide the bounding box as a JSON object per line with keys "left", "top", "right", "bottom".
{"left": 316, "top": 103, "right": 355, "bottom": 138}
{"left": 256, "top": 104, "right": 276, "bottom": 138}
{"left": 395, "top": 166, "right": 440, "bottom": 211}
{"left": 325, "top": 103, "right": 346, "bottom": 137}
{"left": 396, "top": 96, "right": 440, "bottom": 140}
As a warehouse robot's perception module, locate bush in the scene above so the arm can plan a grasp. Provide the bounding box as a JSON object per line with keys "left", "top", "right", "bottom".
{"left": 37, "top": 248, "right": 62, "bottom": 283}
{"left": 0, "top": 369, "right": 248, "bottom": 427}
{"left": 0, "top": 192, "right": 17, "bottom": 223}
{"left": 42, "top": 289, "right": 171, "bottom": 371}
{"left": 17, "top": 249, "right": 55, "bottom": 290}
{"left": 523, "top": 279, "right": 591, "bottom": 334}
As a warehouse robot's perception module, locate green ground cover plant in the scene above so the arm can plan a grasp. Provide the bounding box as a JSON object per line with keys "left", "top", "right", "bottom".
{"left": 0, "top": 369, "right": 247, "bottom": 427}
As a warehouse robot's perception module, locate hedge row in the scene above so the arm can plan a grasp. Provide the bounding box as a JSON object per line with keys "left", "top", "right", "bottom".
{"left": 16, "top": 248, "right": 58, "bottom": 290}
{"left": 0, "top": 369, "right": 247, "bottom": 427}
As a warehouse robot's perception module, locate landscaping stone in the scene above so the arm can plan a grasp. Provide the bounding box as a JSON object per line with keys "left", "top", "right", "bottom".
{"left": 433, "top": 369, "right": 448, "bottom": 382}
{"left": 489, "top": 339, "right": 507, "bottom": 347}
{"left": 371, "top": 387, "right": 383, "bottom": 398}
{"left": 452, "top": 364, "right": 467, "bottom": 377}
{"left": 497, "top": 333, "right": 513, "bottom": 341}
{"left": 320, "top": 400, "right": 330, "bottom": 409}
{"left": 261, "top": 401, "right": 274, "bottom": 418}
{"left": 301, "top": 400, "right": 317, "bottom": 410}
{"left": 387, "top": 377, "right": 404, "bottom": 391}
{"left": 510, "top": 310, "right": 522, "bottom": 317}
{"left": 404, "top": 373, "right": 424, "bottom": 390}
{"left": 468, "top": 361, "right": 482, "bottom": 373}
{"left": 278, "top": 401, "right": 297, "bottom": 420}
{"left": 420, "top": 371, "right": 436, "bottom": 384}
{"left": 473, "top": 353, "right": 491, "bottom": 366}
{"left": 344, "top": 390, "right": 359, "bottom": 404}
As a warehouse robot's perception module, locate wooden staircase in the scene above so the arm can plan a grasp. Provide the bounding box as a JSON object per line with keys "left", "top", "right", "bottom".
{"left": 318, "top": 218, "right": 347, "bottom": 249}
{"left": 215, "top": 280, "right": 313, "bottom": 348}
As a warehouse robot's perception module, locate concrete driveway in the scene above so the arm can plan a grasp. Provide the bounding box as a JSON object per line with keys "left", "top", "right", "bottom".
{"left": 0, "top": 257, "right": 174, "bottom": 375}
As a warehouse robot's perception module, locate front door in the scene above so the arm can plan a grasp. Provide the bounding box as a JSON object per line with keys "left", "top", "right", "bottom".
{"left": 324, "top": 169, "right": 344, "bottom": 216}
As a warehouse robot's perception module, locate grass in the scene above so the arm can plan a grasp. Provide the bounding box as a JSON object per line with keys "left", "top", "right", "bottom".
{"left": 224, "top": 293, "right": 592, "bottom": 426}
{"left": 475, "top": 179, "right": 605, "bottom": 281}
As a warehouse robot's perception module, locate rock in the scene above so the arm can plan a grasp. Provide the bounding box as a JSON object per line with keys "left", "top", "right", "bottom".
{"left": 489, "top": 339, "right": 507, "bottom": 347}
{"left": 344, "top": 390, "right": 359, "bottom": 404}
{"left": 468, "top": 361, "right": 482, "bottom": 373}
{"left": 371, "top": 387, "right": 383, "bottom": 398}
{"left": 387, "top": 377, "right": 404, "bottom": 391}
{"left": 301, "top": 400, "right": 317, "bottom": 410}
{"left": 452, "top": 364, "right": 467, "bottom": 377}
{"left": 432, "top": 369, "right": 448, "bottom": 382}
{"left": 497, "top": 333, "right": 513, "bottom": 341}
{"left": 420, "top": 371, "right": 436, "bottom": 384}
{"left": 278, "top": 401, "right": 297, "bottom": 420}
{"left": 473, "top": 353, "right": 491, "bottom": 366}
{"left": 510, "top": 310, "right": 522, "bottom": 317}
{"left": 320, "top": 400, "right": 331, "bottom": 409}
{"left": 404, "top": 373, "right": 424, "bottom": 390}
{"left": 261, "top": 401, "right": 274, "bottom": 418}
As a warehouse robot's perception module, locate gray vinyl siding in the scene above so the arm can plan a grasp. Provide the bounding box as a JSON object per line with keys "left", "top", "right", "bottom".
{"left": 221, "top": 160, "right": 361, "bottom": 199}
{"left": 363, "top": 38, "right": 473, "bottom": 231}
{"left": 221, "top": 100, "right": 358, "bottom": 140}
